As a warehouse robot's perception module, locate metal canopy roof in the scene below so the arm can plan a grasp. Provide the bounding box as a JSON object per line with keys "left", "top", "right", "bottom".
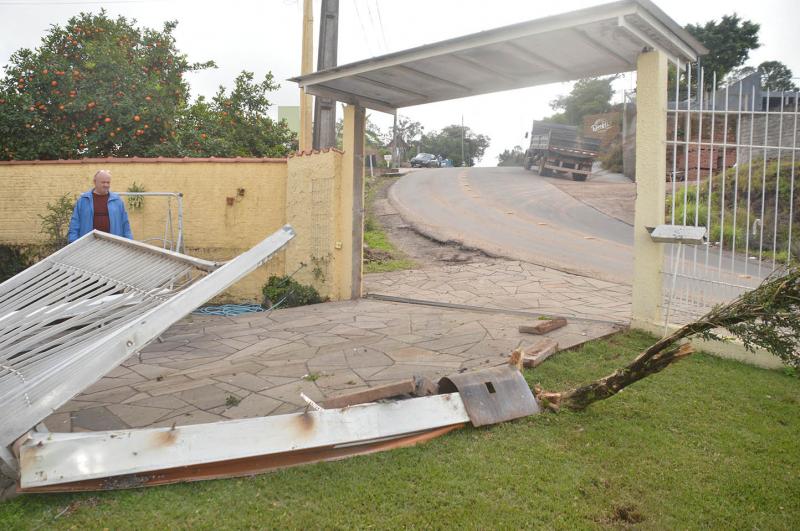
{"left": 290, "top": 0, "right": 706, "bottom": 113}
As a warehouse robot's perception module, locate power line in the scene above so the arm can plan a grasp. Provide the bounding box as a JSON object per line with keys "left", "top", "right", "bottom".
{"left": 351, "top": 0, "right": 375, "bottom": 56}
{"left": 0, "top": 0, "right": 168, "bottom": 4}
{"left": 372, "top": 0, "right": 389, "bottom": 51}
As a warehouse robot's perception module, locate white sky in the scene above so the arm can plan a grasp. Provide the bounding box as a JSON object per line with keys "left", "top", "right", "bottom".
{"left": 1, "top": 0, "right": 797, "bottom": 165}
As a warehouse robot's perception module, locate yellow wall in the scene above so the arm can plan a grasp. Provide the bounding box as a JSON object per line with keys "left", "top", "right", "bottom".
{"left": 285, "top": 150, "right": 344, "bottom": 300}
{"left": 0, "top": 158, "right": 289, "bottom": 301}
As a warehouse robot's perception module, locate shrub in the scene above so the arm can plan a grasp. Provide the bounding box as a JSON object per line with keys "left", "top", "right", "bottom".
{"left": 261, "top": 275, "right": 325, "bottom": 309}
{"left": 39, "top": 193, "right": 75, "bottom": 251}
{"left": 0, "top": 245, "right": 33, "bottom": 283}
{"left": 600, "top": 142, "right": 623, "bottom": 173}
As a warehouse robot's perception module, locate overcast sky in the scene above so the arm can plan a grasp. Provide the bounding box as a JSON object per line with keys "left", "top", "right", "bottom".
{"left": 1, "top": 0, "right": 797, "bottom": 165}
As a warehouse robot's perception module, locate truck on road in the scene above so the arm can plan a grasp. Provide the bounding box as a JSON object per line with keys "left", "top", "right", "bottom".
{"left": 523, "top": 121, "right": 601, "bottom": 181}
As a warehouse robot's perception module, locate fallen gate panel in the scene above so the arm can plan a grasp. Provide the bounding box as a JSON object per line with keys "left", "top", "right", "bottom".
{"left": 0, "top": 226, "right": 295, "bottom": 453}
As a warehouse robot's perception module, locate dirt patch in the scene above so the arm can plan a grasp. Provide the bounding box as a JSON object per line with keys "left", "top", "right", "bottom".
{"left": 610, "top": 504, "right": 646, "bottom": 525}
{"left": 369, "top": 174, "right": 491, "bottom": 268}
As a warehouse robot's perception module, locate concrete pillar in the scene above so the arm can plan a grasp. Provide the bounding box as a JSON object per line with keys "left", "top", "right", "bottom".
{"left": 631, "top": 50, "right": 668, "bottom": 330}
{"left": 340, "top": 104, "right": 366, "bottom": 300}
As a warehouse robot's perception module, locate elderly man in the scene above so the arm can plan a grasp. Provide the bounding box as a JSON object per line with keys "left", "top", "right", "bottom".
{"left": 67, "top": 170, "right": 133, "bottom": 243}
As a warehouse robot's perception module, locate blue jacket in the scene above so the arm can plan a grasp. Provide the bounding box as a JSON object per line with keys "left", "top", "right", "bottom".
{"left": 67, "top": 190, "right": 133, "bottom": 243}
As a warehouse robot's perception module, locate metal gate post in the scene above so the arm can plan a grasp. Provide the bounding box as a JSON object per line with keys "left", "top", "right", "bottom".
{"left": 632, "top": 49, "right": 668, "bottom": 331}
{"left": 341, "top": 104, "right": 366, "bottom": 300}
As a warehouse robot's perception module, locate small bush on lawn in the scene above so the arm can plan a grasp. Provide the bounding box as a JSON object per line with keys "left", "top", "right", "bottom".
{"left": 261, "top": 275, "right": 326, "bottom": 308}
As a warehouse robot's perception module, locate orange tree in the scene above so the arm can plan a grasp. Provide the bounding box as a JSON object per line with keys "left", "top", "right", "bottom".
{"left": 0, "top": 11, "right": 296, "bottom": 160}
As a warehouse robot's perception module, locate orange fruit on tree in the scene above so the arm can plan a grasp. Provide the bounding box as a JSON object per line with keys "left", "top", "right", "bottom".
{"left": 133, "top": 115, "right": 141, "bottom": 122}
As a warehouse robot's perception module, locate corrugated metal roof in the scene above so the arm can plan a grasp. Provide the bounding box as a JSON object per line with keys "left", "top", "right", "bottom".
{"left": 291, "top": 0, "right": 706, "bottom": 113}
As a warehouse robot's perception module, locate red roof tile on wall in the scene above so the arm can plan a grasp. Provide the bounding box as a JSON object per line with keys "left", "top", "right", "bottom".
{"left": 0, "top": 156, "right": 287, "bottom": 165}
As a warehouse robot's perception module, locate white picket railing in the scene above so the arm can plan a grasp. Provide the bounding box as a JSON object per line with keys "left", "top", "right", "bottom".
{"left": 663, "top": 62, "right": 799, "bottom": 325}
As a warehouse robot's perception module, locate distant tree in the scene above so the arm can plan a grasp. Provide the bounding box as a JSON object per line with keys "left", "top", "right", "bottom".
{"left": 335, "top": 114, "right": 385, "bottom": 153}
{"left": 685, "top": 14, "right": 760, "bottom": 88}
{"left": 387, "top": 116, "right": 423, "bottom": 162}
{"left": 497, "top": 145, "right": 525, "bottom": 167}
{"left": 0, "top": 11, "right": 213, "bottom": 160}
{"left": 421, "top": 125, "right": 490, "bottom": 167}
{"left": 727, "top": 61, "right": 797, "bottom": 92}
{"left": 547, "top": 77, "right": 615, "bottom": 126}
{"left": 757, "top": 61, "right": 798, "bottom": 92}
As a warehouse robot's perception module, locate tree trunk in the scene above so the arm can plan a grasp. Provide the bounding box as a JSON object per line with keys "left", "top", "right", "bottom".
{"left": 536, "top": 343, "right": 694, "bottom": 411}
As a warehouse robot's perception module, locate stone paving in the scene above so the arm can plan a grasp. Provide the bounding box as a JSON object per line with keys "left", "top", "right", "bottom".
{"left": 43, "top": 297, "right": 623, "bottom": 433}
{"left": 364, "top": 259, "right": 632, "bottom": 323}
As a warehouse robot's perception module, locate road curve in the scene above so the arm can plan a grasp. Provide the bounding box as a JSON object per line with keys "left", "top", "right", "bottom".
{"left": 389, "top": 166, "right": 635, "bottom": 284}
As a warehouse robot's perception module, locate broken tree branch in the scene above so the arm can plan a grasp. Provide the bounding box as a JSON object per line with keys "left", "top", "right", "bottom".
{"left": 535, "top": 261, "right": 800, "bottom": 411}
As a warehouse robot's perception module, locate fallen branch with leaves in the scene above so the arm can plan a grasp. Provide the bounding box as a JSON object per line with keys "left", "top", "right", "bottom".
{"left": 535, "top": 259, "right": 800, "bottom": 412}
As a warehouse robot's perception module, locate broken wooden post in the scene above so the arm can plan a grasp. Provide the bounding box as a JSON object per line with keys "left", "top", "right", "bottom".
{"left": 519, "top": 317, "right": 567, "bottom": 335}
{"left": 522, "top": 339, "right": 559, "bottom": 368}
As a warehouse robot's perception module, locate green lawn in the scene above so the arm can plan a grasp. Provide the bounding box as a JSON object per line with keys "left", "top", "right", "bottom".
{"left": 2, "top": 331, "right": 798, "bottom": 529}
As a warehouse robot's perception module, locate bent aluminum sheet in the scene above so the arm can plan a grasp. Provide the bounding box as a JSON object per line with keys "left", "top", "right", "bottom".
{"left": 438, "top": 366, "right": 539, "bottom": 427}
{"left": 0, "top": 226, "right": 295, "bottom": 452}
{"left": 19, "top": 393, "right": 469, "bottom": 489}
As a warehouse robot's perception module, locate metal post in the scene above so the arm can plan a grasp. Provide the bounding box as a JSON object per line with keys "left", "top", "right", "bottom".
{"left": 461, "top": 115, "right": 465, "bottom": 166}
{"left": 313, "top": 0, "right": 339, "bottom": 149}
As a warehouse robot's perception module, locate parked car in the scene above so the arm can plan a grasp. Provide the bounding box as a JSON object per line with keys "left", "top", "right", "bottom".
{"left": 410, "top": 153, "right": 441, "bottom": 168}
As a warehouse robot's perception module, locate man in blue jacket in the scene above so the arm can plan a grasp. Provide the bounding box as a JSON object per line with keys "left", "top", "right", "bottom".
{"left": 67, "top": 170, "right": 133, "bottom": 243}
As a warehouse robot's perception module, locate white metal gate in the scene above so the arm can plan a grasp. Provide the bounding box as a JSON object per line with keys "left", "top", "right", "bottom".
{"left": 664, "top": 61, "right": 799, "bottom": 326}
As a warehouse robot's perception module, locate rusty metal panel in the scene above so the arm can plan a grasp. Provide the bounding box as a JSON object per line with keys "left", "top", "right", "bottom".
{"left": 19, "top": 393, "right": 469, "bottom": 489}
{"left": 438, "top": 366, "right": 539, "bottom": 427}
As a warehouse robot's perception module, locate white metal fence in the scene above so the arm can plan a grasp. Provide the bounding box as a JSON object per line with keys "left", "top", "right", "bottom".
{"left": 663, "top": 62, "right": 799, "bottom": 326}
{"left": 117, "top": 191, "right": 184, "bottom": 253}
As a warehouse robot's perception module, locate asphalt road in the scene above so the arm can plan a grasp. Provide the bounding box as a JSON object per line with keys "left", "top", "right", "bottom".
{"left": 390, "top": 166, "right": 635, "bottom": 284}
{"left": 390, "top": 166, "right": 767, "bottom": 292}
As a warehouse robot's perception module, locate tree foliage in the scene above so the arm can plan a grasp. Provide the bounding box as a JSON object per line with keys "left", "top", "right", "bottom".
{"left": 547, "top": 77, "right": 615, "bottom": 126}
{"left": 757, "top": 61, "right": 798, "bottom": 92}
{"left": 0, "top": 11, "right": 295, "bottom": 160}
{"left": 728, "top": 61, "right": 797, "bottom": 92}
{"left": 497, "top": 145, "right": 525, "bottom": 167}
{"left": 685, "top": 14, "right": 760, "bottom": 87}
{"left": 172, "top": 71, "right": 296, "bottom": 157}
{"left": 420, "top": 125, "right": 490, "bottom": 167}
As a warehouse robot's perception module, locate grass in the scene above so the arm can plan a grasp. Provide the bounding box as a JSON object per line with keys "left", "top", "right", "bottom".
{"left": 1, "top": 330, "right": 798, "bottom": 529}
{"left": 363, "top": 215, "right": 415, "bottom": 274}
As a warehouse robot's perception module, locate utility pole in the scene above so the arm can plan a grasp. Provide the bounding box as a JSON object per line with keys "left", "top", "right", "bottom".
{"left": 460, "top": 115, "right": 465, "bottom": 166}
{"left": 299, "top": 0, "right": 313, "bottom": 152}
{"left": 313, "top": 0, "right": 339, "bottom": 149}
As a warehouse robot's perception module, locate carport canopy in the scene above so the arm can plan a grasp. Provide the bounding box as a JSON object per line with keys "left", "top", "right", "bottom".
{"left": 290, "top": 0, "right": 706, "bottom": 113}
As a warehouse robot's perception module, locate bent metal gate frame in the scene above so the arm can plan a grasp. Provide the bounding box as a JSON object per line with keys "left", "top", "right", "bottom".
{"left": 0, "top": 227, "right": 295, "bottom": 477}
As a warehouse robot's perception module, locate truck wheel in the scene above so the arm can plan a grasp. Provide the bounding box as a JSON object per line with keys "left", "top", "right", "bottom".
{"left": 572, "top": 173, "right": 587, "bottom": 182}
{"left": 539, "top": 158, "right": 550, "bottom": 176}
